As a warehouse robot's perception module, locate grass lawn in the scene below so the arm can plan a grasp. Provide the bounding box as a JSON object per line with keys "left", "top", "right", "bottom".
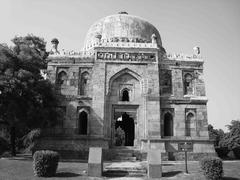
{"left": 0, "top": 155, "right": 240, "bottom": 180}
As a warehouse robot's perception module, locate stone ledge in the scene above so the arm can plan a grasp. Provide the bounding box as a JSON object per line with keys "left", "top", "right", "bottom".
{"left": 140, "top": 138, "right": 213, "bottom": 143}
{"left": 40, "top": 134, "right": 110, "bottom": 141}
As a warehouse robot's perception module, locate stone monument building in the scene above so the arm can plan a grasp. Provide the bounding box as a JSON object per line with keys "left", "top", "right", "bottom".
{"left": 37, "top": 12, "right": 215, "bottom": 160}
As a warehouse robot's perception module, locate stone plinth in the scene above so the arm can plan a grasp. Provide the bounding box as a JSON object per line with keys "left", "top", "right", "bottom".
{"left": 88, "top": 147, "right": 103, "bottom": 177}
{"left": 148, "top": 149, "right": 162, "bottom": 178}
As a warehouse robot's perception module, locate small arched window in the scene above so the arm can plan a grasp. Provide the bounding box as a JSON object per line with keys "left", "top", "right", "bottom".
{"left": 184, "top": 73, "right": 193, "bottom": 95}
{"left": 121, "top": 89, "right": 129, "bottom": 101}
{"left": 186, "top": 113, "right": 194, "bottom": 136}
{"left": 79, "top": 111, "right": 88, "bottom": 135}
{"left": 57, "top": 71, "right": 67, "bottom": 86}
{"left": 80, "top": 72, "right": 90, "bottom": 96}
{"left": 164, "top": 112, "right": 173, "bottom": 137}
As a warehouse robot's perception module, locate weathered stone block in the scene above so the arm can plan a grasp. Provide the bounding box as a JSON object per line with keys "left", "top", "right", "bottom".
{"left": 88, "top": 147, "right": 103, "bottom": 177}
{"left": 148, "top": 149, "right": 162, "bottom": 178}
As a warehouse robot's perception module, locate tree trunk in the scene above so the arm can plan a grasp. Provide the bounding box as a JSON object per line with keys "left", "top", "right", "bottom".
{"left": 10, "top": 126, "right": 16, "bottom": 156}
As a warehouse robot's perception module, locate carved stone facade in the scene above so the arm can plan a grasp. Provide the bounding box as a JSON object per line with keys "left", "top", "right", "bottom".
{"left": 37, "top": 13, "right": 215, "bottom": 159}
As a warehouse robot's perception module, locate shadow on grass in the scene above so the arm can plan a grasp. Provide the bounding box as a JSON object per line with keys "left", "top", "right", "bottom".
{"left": 103, "top": 170, "right": 129, "bottom": 177}
{"left": 55, "top": 172, "right": 81, "bottom": 177}
{"left": 162, "top": 163, "right": 175, "bottom": 166}
{"left": 222, "top": 177, "right": 239, "bottom": 180}
{"left": 60, "top": 159, "right": 88, "bottom": 163}
{"left": 5, "top": 156, "right": 33, "bottom": 161}
{"left": 162, "top": 171, "right": 182, "bottom": 177}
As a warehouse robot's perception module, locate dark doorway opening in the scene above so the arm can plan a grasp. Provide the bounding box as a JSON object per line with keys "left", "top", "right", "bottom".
{"left": 164, "top": 112, "right": 173, "bottom": 136}
{"left": 115, "top": 112, "right": 134, "bottom": 146}
{"left": 79, "top": 111, "right": 88, "bottom": 135}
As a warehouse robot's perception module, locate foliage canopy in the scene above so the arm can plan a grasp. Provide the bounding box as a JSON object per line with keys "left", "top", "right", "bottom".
{"left": 0, "top": 34, "right": 58, "bottom": 137}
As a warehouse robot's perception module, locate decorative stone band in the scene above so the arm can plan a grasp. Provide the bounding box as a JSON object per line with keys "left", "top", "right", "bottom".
{"left": 165, "top": 53, "right": 203, "bottom": 61}
{"left": 96, "top": 51, "right": 156, "bottom": 62}
{"left": 85, "top": 41, "right": 158, "bottom": 50}
{"left": 49, "top": 50, "right": 95, "bottom": 58}
{"left": 48, "top": 50, "right": 202, "bottom": 62}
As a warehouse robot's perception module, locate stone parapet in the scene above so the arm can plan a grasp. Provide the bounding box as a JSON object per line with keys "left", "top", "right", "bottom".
{"left": 49, "top": 50, "right": 95, "bottom": 58}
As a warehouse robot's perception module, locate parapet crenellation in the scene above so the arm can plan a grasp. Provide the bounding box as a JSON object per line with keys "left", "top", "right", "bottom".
{"left": 85, "top": 40, "right": 158, "bottom": 50}
{"left": 49, "top": 38, "right": 202, "bottom": 62}
{"left": 164, "top": 53, "right": 203, "bottom": 61}
{"left": 49, "top": 50, "right": 95, "bottom": 58}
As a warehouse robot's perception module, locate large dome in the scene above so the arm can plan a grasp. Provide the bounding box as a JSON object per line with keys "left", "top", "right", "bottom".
{"left": 83, "top": 12, "right": 162, "bottom": 50}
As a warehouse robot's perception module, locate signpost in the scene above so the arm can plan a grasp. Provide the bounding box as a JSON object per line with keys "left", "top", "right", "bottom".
{"left": 178, "top": 142, "right": 193, "bottom": 174}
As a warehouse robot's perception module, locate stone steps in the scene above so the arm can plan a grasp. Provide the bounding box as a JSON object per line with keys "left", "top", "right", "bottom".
{"left": 113, "top": 156, "right": 137, "bottom": 161}
{"left": 103, "top": 169, "right": 146, "bottom": 177}
{"left": 110, "top": 147, "right": 137, "bottom": 161}
{"left": 104, "top": 162, "right": 147, "bottom": 177}
{"left": 116, "top": 152, "right": 133, "bottom": 156}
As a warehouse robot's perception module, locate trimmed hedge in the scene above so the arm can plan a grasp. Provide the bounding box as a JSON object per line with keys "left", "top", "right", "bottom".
{"left": 33, "top": 150, "right": 59, "bottom": 177}
{"left": 200, "top": 157, "right": 223, "bottom": 180}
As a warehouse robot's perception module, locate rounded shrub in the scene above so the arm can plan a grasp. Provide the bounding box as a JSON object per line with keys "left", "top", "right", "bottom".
{"left": 33, "top": 150, "right": 59, "bottom": 177}
{"left": 200, "top": 156, "right": 223, "bottom": 180}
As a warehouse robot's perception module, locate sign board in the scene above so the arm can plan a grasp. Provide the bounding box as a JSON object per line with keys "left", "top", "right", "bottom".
{"left": 97, "top": 52, "right": 156, "bottom": 62}
{"left": 178, "top": 142, "right": 193, "bottom": 174}
{"left": 178, "top": 142, "right": 193, "bottom": 152}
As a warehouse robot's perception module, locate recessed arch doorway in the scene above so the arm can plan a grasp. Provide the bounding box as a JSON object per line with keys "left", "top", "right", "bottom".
{"left": 112, "top": 105, "right": 138, "bottom": 147}
{"left": 115, "top": 112, "right": 134, "bottom": 146}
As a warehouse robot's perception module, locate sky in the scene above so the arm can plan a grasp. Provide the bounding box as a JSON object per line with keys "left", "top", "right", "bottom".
{"left": 0, "top": 0, "right": 240, "bottom": 131}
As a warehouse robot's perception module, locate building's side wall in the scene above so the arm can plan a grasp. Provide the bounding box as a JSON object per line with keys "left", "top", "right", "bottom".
{"left": 46, "top": 60, "right": 108, "bottom": 139}
{"left": 160, "top": 103, "right": 209, "bottom": 138}
{"left": 160, "top": 59, "right": 209, "bottom": 140}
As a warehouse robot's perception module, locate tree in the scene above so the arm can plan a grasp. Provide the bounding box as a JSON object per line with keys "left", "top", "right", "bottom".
{"left": 208, "top": 124, "right": 225, "bottom": 147}
{"left": 219, "top": 120, "right": 240, "bottom": 150}
{"left": 0, "top": 35, "right": 58, "bottom": 156}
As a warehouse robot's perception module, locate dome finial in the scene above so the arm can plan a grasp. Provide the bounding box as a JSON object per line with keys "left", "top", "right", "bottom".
{"left": 193, "top": 46, "right": 200, "bottom": 55}
{"left": 151, "top": 34, "right": 157, "bottom": 44}
{"left": 50, "top": 38, "right": 60, "bottom": 55}
{"left": 95, "top": 33, "right": 102, "bottom": 44}
{"left": 118, "top": 11, "right": 128, "bottom": 15}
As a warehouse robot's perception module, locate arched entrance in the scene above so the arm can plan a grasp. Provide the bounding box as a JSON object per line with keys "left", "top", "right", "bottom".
{"left": 115, "top": 112, "right": 135, "bottom": 146}
{"left": 108, "top": 69, "right": 141, "bottom": 147}
{"left": 164, "top": 112, "right": 173, "bottom": 136}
